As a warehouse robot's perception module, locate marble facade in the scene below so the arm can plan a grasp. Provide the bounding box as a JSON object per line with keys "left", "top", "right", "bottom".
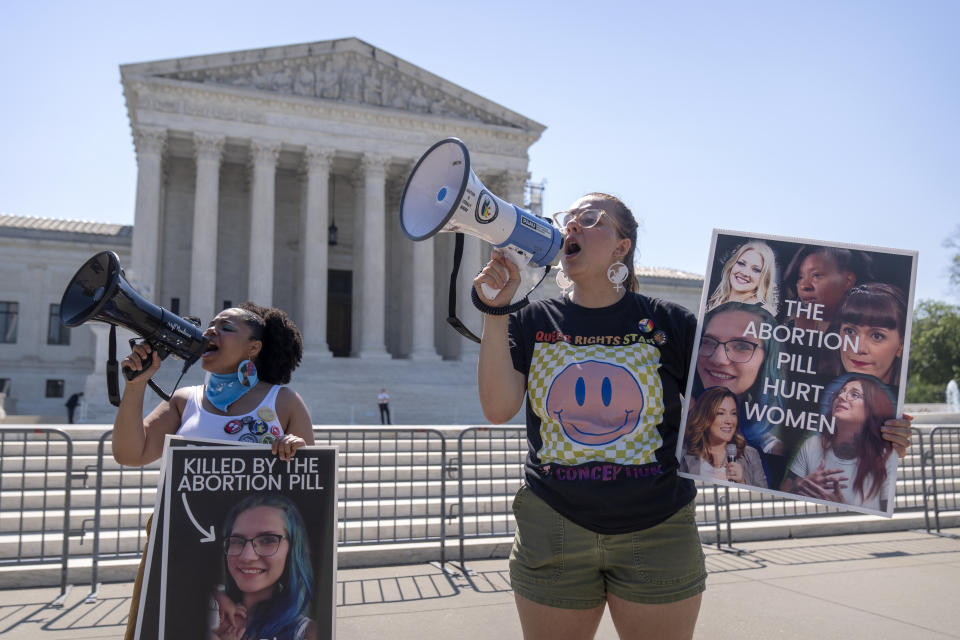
{"left": 121, "top": 37, "right": 545, "bottom": 362}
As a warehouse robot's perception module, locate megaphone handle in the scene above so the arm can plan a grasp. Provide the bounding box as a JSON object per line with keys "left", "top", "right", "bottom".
{"left": 122, "top": 339, "right": 168, "bottom": 381}
{"left": 479, "top": 246, "right": 530, "bottom": 300}
{"left": 122, "top": 358, "right": 151, "bottom": 381}
{"left": 121, "top": 346, "right": 173, "bottom": 402}
{"left": 480, "top": 282, "right": 501, "bottom": 300}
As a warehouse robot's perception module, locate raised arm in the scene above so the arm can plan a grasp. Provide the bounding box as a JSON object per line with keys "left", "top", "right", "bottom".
{"left": 475, "top": 251, "right": 526, "bottom": 424}
{"left": 111, "top": 342, "right": 184, "bottom": 466}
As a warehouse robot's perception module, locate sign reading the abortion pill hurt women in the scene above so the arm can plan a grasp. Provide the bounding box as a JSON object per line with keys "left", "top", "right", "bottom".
{"left": 676, "top": 230, "right": 917, "bottom": 518}
{"left": 140, "top": 438, "right": 338, "bottom": 640}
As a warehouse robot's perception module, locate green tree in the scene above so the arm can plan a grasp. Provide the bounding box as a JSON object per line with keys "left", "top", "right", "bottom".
{"left": 906, "top": 299, "right": 960, "bottom": 403}
{"left": 946, "top": 225, "right": 960, "bottom": 297}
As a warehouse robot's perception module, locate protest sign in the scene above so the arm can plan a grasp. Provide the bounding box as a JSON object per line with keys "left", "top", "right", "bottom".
{"left": 135, "top": 437, "right": 240, "bottom": 640}
{"left": 148, "top": 438, "right": 337, "bottom": 639}
{"left": 677, "top": 230, "right": 917, "bottom": 517}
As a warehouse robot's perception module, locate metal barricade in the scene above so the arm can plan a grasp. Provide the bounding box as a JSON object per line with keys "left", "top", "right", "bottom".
{"left": 5, "top": 422, "right": 955, "bottom": 596}
{"left": 0, "top": 426, "right": 74, "bottom": 605}
{"left": 313, "top": 427, "right": 449, "bottom": 564}
{"left": 455, "top": 426, "right": 525, "bottom": 567}
{"left": 693, "top": 482, "right": 729, "bottom": 549}
{"left": 87, "top": 430, "right": 159, "bottom": 601}
{"left": 893, "top": 428, "right": 928, "bottom": 512}
{"left": 719, "top": 429, "right": 927, "bottom": 534}
{"left": 927, "top": 426, "right": 960, "bottom": 533}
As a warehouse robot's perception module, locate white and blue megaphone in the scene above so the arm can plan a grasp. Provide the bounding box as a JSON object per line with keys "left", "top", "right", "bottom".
{"left": 399, "top": 138, "right": 563, "bottom": 307}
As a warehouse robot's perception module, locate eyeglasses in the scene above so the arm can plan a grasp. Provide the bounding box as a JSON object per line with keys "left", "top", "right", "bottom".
{"left": 224, "top": 533, "right": 286, "bottom": 557}
{"left": 552, "top": 208, "right": 606, "bottom": 230}
{"left": 698, "top": 337, "right": 759, "bottom": 363}
{"left": 837, "top": 386, "right": 864, "bottom": 402}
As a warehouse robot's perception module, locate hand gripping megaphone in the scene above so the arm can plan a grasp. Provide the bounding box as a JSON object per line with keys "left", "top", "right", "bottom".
{"left": 60, "top": 251, "right": 209, "bottom": 405}
{"left": 399, "top": 138, "right": 563, "bottom": 341}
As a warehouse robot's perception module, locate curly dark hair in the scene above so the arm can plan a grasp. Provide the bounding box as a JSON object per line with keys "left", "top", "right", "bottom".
{"left": 781, "top": 246, "right": 874, "bottom": 303}
{"left": 237, "top": 302, "right": 303, "bottom": 384}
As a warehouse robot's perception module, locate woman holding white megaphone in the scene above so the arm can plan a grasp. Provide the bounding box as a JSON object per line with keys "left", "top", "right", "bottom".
{"left": 475, "top": 193, "right": 705, "bottom": 640}
{"left": 113, "top": 302, "right": 314, "bottom": 640}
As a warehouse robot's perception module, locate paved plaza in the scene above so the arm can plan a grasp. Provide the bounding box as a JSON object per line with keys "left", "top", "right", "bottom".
{"left": 1, "top": 528, "right": 958, "bottom": 639}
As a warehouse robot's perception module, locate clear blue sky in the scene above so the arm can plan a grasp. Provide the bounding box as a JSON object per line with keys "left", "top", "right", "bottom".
{"left": 2, "top": 0, "right": 957, "bottom": 303}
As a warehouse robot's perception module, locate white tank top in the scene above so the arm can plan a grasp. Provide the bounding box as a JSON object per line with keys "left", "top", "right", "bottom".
{"left": 177, "top": 384, "right": 286, "bottom": 444}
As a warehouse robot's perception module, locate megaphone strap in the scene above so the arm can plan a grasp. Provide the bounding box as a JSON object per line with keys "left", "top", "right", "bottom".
{"left": 107, "top": 325, "right": 121, "bottom": 407}
{"left": 444, "top": 233, "right": 481, "bottom": 343}
{"left": 444, "top": 233, "right": 552, "bottom": 342}
{"left": 470, "top": 286, "right": 530, "bottom": 316}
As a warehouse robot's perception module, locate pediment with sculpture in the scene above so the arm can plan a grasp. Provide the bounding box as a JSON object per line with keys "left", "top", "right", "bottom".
{"left": 156, "top": 51, "right": 516, "bottom": 128}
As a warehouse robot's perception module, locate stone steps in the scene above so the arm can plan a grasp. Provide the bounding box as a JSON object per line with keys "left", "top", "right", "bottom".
{"left": 73, "top": 357, "right": 507, "bottom": 427}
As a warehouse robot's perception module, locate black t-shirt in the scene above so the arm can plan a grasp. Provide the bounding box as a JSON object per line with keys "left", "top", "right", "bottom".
{"left": 508, "top": 292, "right": 697, "bottom": 534}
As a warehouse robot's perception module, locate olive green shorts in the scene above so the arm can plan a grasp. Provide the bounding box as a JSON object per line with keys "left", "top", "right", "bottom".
{"left": 508, "top": 485, "right": 706, "bottom": 609}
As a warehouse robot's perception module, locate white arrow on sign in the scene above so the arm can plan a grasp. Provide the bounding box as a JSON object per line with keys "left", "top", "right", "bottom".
{"left": 181, "top": 493, "right": 216, "bottom": 543}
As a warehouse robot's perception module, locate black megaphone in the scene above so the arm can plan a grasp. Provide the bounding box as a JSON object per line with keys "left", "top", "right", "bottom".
{"left": 60, "top": 251, "right": 209, "bottom": 403}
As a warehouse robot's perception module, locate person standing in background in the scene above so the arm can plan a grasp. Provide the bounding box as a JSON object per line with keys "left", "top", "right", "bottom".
{"left": 378, "top": 388, "right": 391, "bottom": 425}
{"left": 65, "top": 392, "right": 83, "bottom": 424}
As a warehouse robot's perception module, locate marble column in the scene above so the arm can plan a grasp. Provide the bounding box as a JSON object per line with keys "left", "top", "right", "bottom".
{"left": 401, "top": 160, "right": 439, "bottom": 360}
{"left": 410, "top": 238, "right": 441, "bottom": 360}
{"left": 248, "top": 139, "right": 280, "bottom": 305}
{"left": 358, "top": 153, "right": 391, "bottom": 358}
{"left": 129, "top": 125, "right": 166, "bottom": 299}
{"left": 350, "top": 171, "right": 364, "bottom": 356}
{"left": 189, "top": 132, "right": 224, "bottom": 324}
{"left": 300, "top": 146, "right": 334, "bottom": 357}
{"left": 502, "top": 171, "right": 531, "bottom": 213}
{"left": 88, "top": 324, "right": 112, "bottom": 377}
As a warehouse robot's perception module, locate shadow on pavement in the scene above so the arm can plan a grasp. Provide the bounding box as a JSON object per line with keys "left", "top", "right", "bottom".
{"left": 745, "top": 532, "right": 960, "bottom": 566}
{"left": 461, "top": 567, "right": 512, "bottom": 594}
{"left": 0, "top": 601, "right": 51, "bottom": 635}
{"left": 3, "top": 530, "right": 958, "bottom": 636}
{"left": 40, "top": 594, "right": 128, "bottom": 630}
{"left": 338, "top": 571, "right": 460, "bottom": 606}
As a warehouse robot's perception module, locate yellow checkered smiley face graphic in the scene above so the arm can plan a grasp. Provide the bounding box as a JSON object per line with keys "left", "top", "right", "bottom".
{"left": 546, "top": 360, "right": 643, "bottom": 446}
{"left": 529, "top": 341, "right": 664, "bottom": 465}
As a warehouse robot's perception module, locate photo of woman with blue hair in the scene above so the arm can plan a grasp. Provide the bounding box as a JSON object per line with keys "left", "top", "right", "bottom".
{"left": 211, "top": 494, "right": 316, "bottom": 640}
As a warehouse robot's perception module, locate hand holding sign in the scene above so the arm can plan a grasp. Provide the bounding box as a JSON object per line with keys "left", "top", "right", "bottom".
{"left": 211, "top": 593, "right": 246, "bottom": 640}
{"left": 678, "top": 230, "right": 917, "bottom": 518}
{"left": 793, "top": 461, "right": 848, "bottom": 502}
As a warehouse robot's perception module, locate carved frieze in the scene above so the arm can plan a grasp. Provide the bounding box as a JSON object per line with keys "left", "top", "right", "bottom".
{"left": 129, "top": 81, "right": 535, "bottom": 160}
{"left": 158, "top": 51, "right": 515, "bottom": 128}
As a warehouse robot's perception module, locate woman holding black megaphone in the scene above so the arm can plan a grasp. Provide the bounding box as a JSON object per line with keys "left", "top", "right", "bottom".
{"left": 113, "top": 301, "right": 314, "bottom": 640}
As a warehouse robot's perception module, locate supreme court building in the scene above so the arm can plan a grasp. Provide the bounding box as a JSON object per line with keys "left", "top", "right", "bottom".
{"left": 121, "top": 37, "right": 545, "bottom": 363}
{"left": 0, "top": 38, "right": 703, "bottom": 422}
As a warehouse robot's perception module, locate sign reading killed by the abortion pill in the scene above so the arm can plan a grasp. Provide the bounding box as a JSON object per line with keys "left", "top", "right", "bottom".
{"left": 151, "top": 439, "right": 337, "bottom": 640}
{"left": 676, "top": 230, "right": 917, "bottom": 517}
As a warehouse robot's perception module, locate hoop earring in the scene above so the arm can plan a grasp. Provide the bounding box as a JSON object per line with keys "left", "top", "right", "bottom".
{"left": 237, "top": 359, "right": 259, "bottom": 388}
{"left": 607, "top": 262, "right": 629, "bottom": 292}
{"left": 555, "top": 269, "right": 573, "bottom": 297}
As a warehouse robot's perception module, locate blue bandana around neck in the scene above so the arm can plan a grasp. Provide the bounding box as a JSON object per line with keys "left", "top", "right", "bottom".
{"left": 205, "top": 372, "right": 254, "bottom": 412}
